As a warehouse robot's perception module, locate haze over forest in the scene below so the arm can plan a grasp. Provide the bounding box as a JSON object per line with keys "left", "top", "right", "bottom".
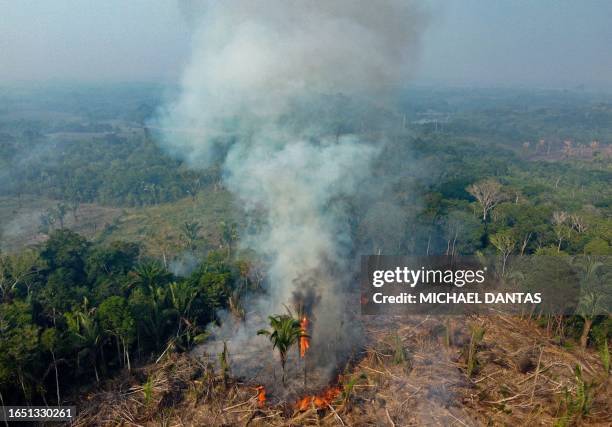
{"left": 2, "top": 0, "right": 612, "bottom": 90}
{"left": 0, "top": 1, "right": 610, "bottom": 426}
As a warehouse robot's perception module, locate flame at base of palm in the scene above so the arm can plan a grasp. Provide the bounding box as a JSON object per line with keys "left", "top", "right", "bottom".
{"left": 295, "top": 385, "right": 342, "bottom": 411}
{"left": 256, "top": 386, "right": 266, "bottom": 408}
{"left": 194, "top": 281, "right": 363, "bottom": 405}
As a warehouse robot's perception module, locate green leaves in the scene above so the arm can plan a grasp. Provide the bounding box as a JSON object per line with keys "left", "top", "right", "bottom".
{"left": 65, "top": 298, "right": 100, "bottom": 348}
{"left": 180, "top": 221, "right": 202, "bottom": 252}
{"left": 98, "top": 296, "right": 135, "bottom": 344}
{"left": 40, "top": 229, "right": 89, "bottom": 272}
{"left": 0, "top": 227, "right": 244, "bottom": 403}
{"left": 132, "top": 261, "right": 172, "bottom": 294}
{"left": 257, "top": 314, "right": 307, "bottom": 385}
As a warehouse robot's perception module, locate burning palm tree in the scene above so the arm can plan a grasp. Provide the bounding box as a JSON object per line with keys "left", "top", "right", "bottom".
{"left": 299, "top": 315, "right": 310, "bottom": 358}
{"left": 257, "top": 314, "right": 307, "bottom": 386}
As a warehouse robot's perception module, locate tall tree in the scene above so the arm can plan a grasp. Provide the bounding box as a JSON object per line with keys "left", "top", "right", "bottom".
{"left": 0, "top": 301, "right": 40, "bottom": 402}
{"left": 220, "top": 222, "right": 238, "bottom": 259}
{"left": 552, "top": 211, "right": 572, "bottom": 252}
{"left": 180, "top": 221, "right": 202, "bottom": 252}
{"left": 0, "top": 250, "right": 40, "bottom": 303}
{"left": 98, "top": 296, "right": 136, "bottom": 371}
{"left": 65, "top": 299, "right": 102, "bottom": 382}
{"left": 467, "top": 179, "right": 506, "bottom": 221}
{"left": 490, "top": 231, "right": 516, "bottom": 276}
{"left": 168, "top": 281, "right": 197, "bottom": 338}
{"left": 574, "top": 257, "right": 610, "bottom": 348}
{"left": 131, "top": 262, "right": 171, "bottom": 294}
{"left": 41, "top": 328, "right": 61, "bottom": 405}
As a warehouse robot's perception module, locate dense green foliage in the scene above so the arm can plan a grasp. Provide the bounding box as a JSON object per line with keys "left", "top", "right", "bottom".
{"left": 0, "top": 133, "right": 214, "bottom": 207}
{"left": 0, "top": 229, "right": 242, "bottom": 404}
{"left": 0, "top": 84, "right": 610, "bottom": 406}
{"left": 0, "top": 84, "right": 214, "bottom": 207}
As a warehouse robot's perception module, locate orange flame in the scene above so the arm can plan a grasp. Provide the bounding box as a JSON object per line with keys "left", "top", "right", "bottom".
{"left": 256, "top": 386, "right": 266, "bottom": 408}
{"left": 299, "top": 316, "right": 310, "bottom": 358}
{"left": 295, "top": 386, "right": 341, "bottom": 411}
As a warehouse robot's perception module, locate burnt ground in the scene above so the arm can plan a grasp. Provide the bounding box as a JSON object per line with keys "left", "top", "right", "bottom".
{"left": 73, "top": 315, "right": 611, "bottom": 426}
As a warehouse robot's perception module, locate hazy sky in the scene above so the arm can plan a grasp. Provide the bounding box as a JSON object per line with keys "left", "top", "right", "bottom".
{"left": 1, "top": 0, "right": 611, "bottom": 89}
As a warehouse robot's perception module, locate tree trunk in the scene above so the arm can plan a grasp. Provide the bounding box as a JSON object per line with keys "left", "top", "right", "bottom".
{"left": 100, "top": 345, "right": 107, "bottom": 376}
{"left": 52, "top": 350, "right": 61, "bottom": 405}
{"left": 304, "top": 356, "right": 307, "bottom": 387}
{"left": 123, "top": 338, "right": 131, "bottom": 371}
{"left": 281, "top": 356, "right": 286, "bottom": 386}
{"left": 520, "top": 233, "right": 532, "bottom": 255}
{"left": 580, "top": 317, "right": 593, "bottom": 349}
{"left": 116, "top": 337, "right": 122, "bottom": 367}
{"left": 501, "top": 253, "right": 509, "bottom": 276}
{"left": 18, "top": 371, "right": 28, "bottom": 404}
{"left": 0, "top": 391, "right": 7, "bottom": 427}
{"left": 137, "top": 330, "right": 142, "bottom": 361}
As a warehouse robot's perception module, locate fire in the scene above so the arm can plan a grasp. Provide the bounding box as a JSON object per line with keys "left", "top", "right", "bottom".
{"left": 256, "top": 386, "right": 266, "bottom": 408}
{"left": 295, "top": 386, "right": 341, "bottom": 411}
{"left": 299, "top": 316, "right": 310, "bottom": 358}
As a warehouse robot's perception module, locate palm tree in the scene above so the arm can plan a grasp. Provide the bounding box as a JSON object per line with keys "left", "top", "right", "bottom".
{"left": 257, "top": 315, "right": 306, "bottom": 385}
{"left": 131, "top": 262, "right": 173, "bottom": 351}
{"left": 147, "top": 285, "right": 170, "bottom": 351}
{"left": 65, "top": 298, "right": 102, "bottom": 382}
{"left": 132, "top": 261, "right": 170, "bottom": 294}
{"left": 180, "top": 221, "right": 202, "bottom": 252}
{"left": 169, "top": 281, "right": 196, "bottom": 338}
{"left": 574, "top": 256, "right": 606, "bottom": 348}
{"left": 220, "top": 222, "right": 238, "bottom": 259}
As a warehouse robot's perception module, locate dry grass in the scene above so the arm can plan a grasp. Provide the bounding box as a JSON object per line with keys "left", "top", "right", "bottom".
{"left": 98, "top": 188, "right": 236, "bottom": 258}
{"left": 73, "top": 315, "right": 612, "bottom": 426}
{"left": 0, "top": 185, "right": 236, "bottom": 257}
{"left": 0, "top": 196, "right": 122, "bottom": 252}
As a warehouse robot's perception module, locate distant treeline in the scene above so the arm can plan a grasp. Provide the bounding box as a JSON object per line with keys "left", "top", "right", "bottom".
{"left": 0, "top": 133, "right": 217, "bottom": 207}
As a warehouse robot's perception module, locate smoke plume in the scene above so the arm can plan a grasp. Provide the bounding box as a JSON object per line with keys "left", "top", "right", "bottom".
{"left": 157, "top": 0, "right": 428, "bottom": 395}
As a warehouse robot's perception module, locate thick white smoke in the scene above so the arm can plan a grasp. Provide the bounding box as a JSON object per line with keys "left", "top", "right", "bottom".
{"left": 225, "top": 136, "right": 374, "bottom": 304}
{"left": 161, "top": 0, "right": 427, "bottom": 165}
{"left": 157, "top": 0, "right": 428, "bottom": 392}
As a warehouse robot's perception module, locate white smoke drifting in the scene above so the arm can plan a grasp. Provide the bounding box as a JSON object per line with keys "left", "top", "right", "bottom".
{"left": 157, "top": 0, "right": 428, "bottom": 395}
